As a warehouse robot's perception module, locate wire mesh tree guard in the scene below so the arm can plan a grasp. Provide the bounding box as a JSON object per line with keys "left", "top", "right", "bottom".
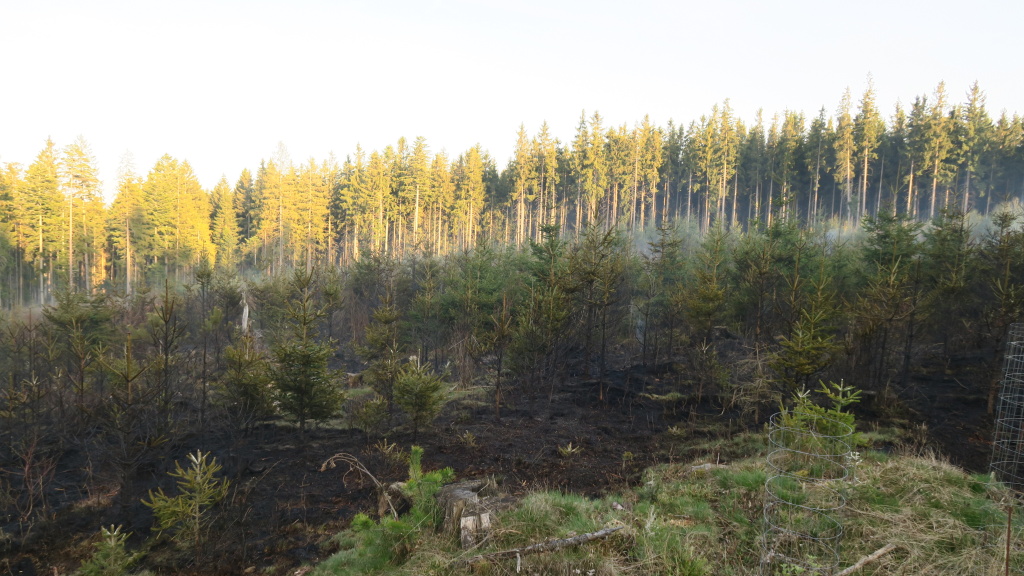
{"left": 762, "top": 409, "right": 854, "bottom": 575}
{"left": 992, "top": 323, "right": 1024, "bottom": 493}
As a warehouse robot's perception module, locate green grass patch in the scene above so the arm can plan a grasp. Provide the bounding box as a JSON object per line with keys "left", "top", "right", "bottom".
{"left": 312, "top": 446, "right": 1024, "bottom": 576}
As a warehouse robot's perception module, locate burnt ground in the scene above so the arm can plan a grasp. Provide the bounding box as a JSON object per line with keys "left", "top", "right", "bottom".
{"left": 1, "top": 337, "right": 998, "bottom": 576}
{"left": 896, "top": 346, "right": 999, "bottom": 472}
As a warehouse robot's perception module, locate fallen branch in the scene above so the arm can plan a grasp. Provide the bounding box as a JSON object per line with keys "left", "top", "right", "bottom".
{"left": 320, "top": 453, "right": 399, "bottom": 520}
{"left": 834, "top": 543, "right": 897, "bottom": 576}
{"left": 456, "top": 526, "right": 623, "bottom": 567}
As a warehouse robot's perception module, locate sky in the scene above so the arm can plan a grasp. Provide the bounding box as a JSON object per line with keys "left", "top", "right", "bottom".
{"left": 1, "top": 0, "right": 1021, "bottom": 202}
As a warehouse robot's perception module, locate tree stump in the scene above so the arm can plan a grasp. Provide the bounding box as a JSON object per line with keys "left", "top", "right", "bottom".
{"left": 436, "top": 479, "right": 498, "bottom": 548}
{"left": 377, "top": 481, "right": 410, "bottom": 518}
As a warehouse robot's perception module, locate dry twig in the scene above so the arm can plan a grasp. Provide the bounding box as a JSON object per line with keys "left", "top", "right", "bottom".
{"left": 456, "top": 526, "right": 623, "bottom": 567}
{"left": 834, "top": 543, "right": 897, "bottom": 576}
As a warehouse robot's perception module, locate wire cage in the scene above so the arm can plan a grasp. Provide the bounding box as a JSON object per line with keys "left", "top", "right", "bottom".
{"left": 762, "top": 409, "right": 854, "bottom": 575}
{"left": 992, "top": 323, "right": 1024, "bottom": 493}
{"left": 989, "top": 323, "right": 1024, "bottom": 573}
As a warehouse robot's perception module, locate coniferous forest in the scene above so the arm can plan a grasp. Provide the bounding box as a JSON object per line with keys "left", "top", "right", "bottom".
{"left": 0, "top": 82, "right": 1022, "bottom": 301}
{"left": 1, "top": 82, "right": 1024, "bottom": 574}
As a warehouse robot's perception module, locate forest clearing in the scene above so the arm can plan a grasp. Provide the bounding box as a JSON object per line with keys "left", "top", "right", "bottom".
{"left": 1, "top": 82, "right": 1023, "bottom": 574}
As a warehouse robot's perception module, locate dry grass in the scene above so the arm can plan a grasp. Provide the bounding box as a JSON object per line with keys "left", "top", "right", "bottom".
{"left": 312, "top": 440, "right": 1023, "bottom": 576}
{"left": 840, "top": 450, "right": 1022, "bottom": 575}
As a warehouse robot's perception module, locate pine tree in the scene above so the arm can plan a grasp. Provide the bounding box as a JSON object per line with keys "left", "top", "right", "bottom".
{"left": 454, "top": 146, "right": 485, "bottom": 249}
{"left": 854, "top": 80, "right": 884, "bottom": 222}
{"left": 738, "top": 112, "right": 769, "bottom": 224}
{"left": 772, "top": 111, "right": 804, "bottom": 222}
{"left": 955, "top": 82, "right": 993, "bottom": 212}
{"left": 270, "top": 268, "right": 342, "bottom": 436}
{"left": 401, "top": 137, "right": 432, "bottom": 251}
{"left": 685, "top": 224, "right": 730, "bottom": 341}
{"left": 604, "top": 124, "right": 632, "bottom": 230}
{"left": 22, "top": 139, "right": 62, "bottom": 303}
{"left": 920, "top": 208, "right": 975, "bottom": 354}
{"left": 365, "top": 150, "right": 396, "bottom": 253}
{"left": 921, "top": 83, "right": 955, "bottom": 218}
{"left": 292, "top": 158, "right": 332, "bottom": 268}
{"left": 981, "top": 210, "right": 1024, "bottom": 412}
{"left": 832, "top": 89, "right": 856, "bottom": 226}
{"left": 393, "top": 359, "right": 447, "bottom": 441}
{"left": 535, "top": 121, "right": 560, "bottom": 237}
{"left": 106, "top": 155, "right": 144, "bottom": 295}
{"left": 429, "top": 150, "right": 455, "bottom": 254}
{"left": 716, "top": 102, "right": 740, "bottom": 228}
{"left": 885, "top": 102, "right": 910, "bottom": 216}
{"left": 357, "top": 295, "right": 403, "bottom": 421}
{"left": 804, "top": 109, "right": 830, "bottom": 225}
{"left": 78, "top": 525, "right": 141, "bottom": 576}
{"left": 210, "top": 177, "right": 239, "bottom": 270}
{"left": 638, "top": 115, "right": 664, "bottom": 229}
{"left": 511, "top": 125, "right": 537, "bottom": 246}
{"left": 688, "top": 111, "right": 719, "bottom": 231}
{"left": 100, "top": 333, "right": 157, "bottom": 505}
{"left": 855, "top": 212, "right": 923, "bottom": 389}
{"left": 234, "top": 168, "right": 258, "bottom": 259}
{"left": 769, "top": 235, "right": 841, "bottom": 391}
{"left": 142, "top": 450, "right": 230, "bottom": 559}
{"left": 139, "top": 155, "right": 211, "bottom": 283}
{"left": 252, "top": 158, "right": 294, "bottom": 274}
{"left": 0, "top": 162, "right": 27, "bottom": 307}
{"left": 219, "top": 332, "right": 273, "bottom": 434}
{"left": 60, "top": 136, "right": 104, "bottom": 292}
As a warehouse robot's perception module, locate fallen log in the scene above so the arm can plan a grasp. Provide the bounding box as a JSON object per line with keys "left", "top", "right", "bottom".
{"left": 456, "top": 526, "right": 623, "bottom": 567}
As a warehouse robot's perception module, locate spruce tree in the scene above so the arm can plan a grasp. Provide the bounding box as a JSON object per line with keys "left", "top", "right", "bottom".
{"left": 357, "top": 295, "right": 403, "bottom": 422}
{"left": 270, "top": 268, "right": 342, "bottom": 436}
{"left": 393, "top": 359, "right": 447, "bottom": 441}
{"left": 219, "top": 332, "right": 273, "bottom": 434}
{"left": 210, "top": 177, "right": 239, "bottom": 270}
{"left": 684, "top": 224, "right": 730, "bottom": 340}
{"left": 854, "top": 80, "right": 884, "bottom": 222}
{"left": 142, "top": 450, "right": 230, "bottom": 560}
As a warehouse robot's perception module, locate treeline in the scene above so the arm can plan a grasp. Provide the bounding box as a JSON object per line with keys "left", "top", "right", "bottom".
{"left": 1, "top": 81, "right": 1023, "bottom": 306}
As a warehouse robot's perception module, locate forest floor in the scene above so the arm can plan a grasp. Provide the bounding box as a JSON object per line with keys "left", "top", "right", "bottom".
{"left": 3, "top": 338, "right": 997, "bottom": 576}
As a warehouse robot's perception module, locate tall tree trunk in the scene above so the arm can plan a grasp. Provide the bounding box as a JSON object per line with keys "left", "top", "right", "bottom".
{"left": 861, "top": 153, "right": 870, "bottom": 222}
{"left": 907, "top": 160, "right": 915, "bottom": 218}
{"left": 414, "top": 184, "right": 420, "bottom": 246}
{"left": 68, "top": 192, "right": 74, "bottom": 290}
{"left": 930, "top": 178, "right": 937, "bottom": 219}
{"left": 731, "top": 176, "right": 738, "bottom": 229}
{"left": 875, "top": 154, "right": 885, "bottom": 217}
{"left": 126, "top": 218, "right": 132, "bottom": 295}
{"left": 963, "top": 170, "right": 971, "bottom": 213}
{"left": 686, "top": 172, "right": 693, "bottom": 227}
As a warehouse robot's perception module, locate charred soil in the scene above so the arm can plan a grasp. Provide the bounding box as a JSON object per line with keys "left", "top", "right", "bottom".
{"left": 1, "top": 337, "right": 997, "bottom": 575}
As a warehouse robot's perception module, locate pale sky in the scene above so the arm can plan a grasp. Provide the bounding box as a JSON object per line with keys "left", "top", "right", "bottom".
{"left": 1, "top": 0, "right": 1021, "bottom": 202}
